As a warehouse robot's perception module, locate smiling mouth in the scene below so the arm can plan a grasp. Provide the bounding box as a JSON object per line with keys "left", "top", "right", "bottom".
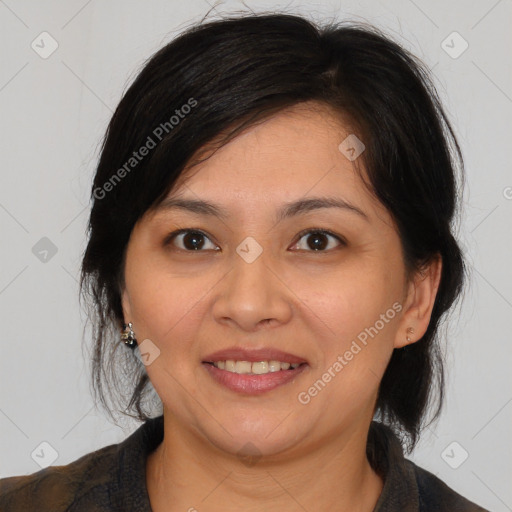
{"left": 203, "top": 360, "right": 307, "bottom": 375}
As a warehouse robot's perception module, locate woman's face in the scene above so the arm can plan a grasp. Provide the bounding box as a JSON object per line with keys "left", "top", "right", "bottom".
{"left": 121, "top": 102, "right": 427, "bottom": 458}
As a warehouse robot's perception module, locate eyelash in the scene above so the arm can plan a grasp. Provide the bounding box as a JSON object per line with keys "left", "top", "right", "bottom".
{"left": 163, "top": 227, "right": 346, "bottom": 253}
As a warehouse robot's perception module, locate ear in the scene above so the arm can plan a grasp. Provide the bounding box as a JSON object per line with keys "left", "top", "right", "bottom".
{"left": 121, "top": 287, "right": 132, "bottom": 323}
{"left": 394, "top": 255, "right": 442, "bottom": 349}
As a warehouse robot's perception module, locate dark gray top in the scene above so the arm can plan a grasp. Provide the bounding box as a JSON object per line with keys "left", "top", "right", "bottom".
{"left": 0, "top": 415, "right": 489, "bottom": 511}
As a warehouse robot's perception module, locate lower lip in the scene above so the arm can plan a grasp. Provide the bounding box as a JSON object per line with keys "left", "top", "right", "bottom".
{"left": 202, "top": 362, "right": 308, "bottom": 395}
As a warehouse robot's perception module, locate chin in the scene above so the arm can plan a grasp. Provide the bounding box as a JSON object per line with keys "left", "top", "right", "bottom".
{"left": 197, "top": 414, "right": 309, "bottom": 462}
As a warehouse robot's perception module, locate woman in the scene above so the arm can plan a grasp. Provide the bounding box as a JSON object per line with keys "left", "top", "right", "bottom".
{"left": 0, "top": 11, "right": 489, "bottom": 512}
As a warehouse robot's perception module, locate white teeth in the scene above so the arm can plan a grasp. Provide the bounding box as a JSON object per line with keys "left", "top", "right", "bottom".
{"left": 211, "top": 359, "right": 302, "bottom": 375}
{"left": 235, "top": 361, "right": 252, "bottom": 374}
{"left": 252, "top": 361, "right": 268, "bottom": 374}
{"left": 268, "top": 360, "right": 281, "bottom": 372}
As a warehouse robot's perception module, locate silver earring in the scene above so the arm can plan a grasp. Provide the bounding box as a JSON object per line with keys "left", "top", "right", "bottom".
{"left": 121, "top": 322, "right": 137, "bottom": 348}
{"left": 406, "top": 327, "right": 414, "bottom": 343}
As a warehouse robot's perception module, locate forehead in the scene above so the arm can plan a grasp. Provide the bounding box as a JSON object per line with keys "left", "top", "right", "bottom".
{"left": 147, "top": 102, "right": 393, "bottom": 230}
{"left": 169, "top": 103, "right": 369, "bottom": 201}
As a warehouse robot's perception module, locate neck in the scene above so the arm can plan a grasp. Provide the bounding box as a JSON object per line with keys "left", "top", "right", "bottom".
{"left": 146, "top": 410, "right": 383, "bottom": 512}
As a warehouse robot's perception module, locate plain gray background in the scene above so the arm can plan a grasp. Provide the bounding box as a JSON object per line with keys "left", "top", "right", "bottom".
{"left": 1, "top": 1, "right": 511, "bottom": 510}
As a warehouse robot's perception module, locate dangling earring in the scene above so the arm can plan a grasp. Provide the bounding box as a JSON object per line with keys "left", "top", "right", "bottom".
{"left": 121, "top": 322, "right": 137, "bottom": 348}
{"left": 406, "top": 327, "right": 414, "bottom": 343}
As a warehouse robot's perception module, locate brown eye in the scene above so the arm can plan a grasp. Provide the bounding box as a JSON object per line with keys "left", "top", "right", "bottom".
{"left": 164, "top": 229, "right": 218, "bottom": 251}
{"left": 291, "top": 229, "right": 345, "bottom": 252}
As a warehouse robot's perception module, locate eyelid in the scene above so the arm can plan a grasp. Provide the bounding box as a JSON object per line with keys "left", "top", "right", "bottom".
{"left": 291, "top": 227, "right": 346, "bottom": 251}
{"left": 293, "top": 227, "right": 345, "bottom": 244}
{"left": 162, "top": 228, "right": 218, "bottom": 248}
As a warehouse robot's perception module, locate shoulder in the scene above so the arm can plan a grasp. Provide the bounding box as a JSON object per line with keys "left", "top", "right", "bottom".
{"left": 0, "top": 416, "right": 162, "bottom": 512}
{"left": 0, "top": 442, "right": 119, "bottom": 512}
{"left": 407, "top": 459, "right": 490, "bottom": 512}
{"left": 368, "top": 421, "right": 489, "bottom": 512}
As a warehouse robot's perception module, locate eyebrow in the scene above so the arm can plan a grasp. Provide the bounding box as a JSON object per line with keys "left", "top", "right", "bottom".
{"left": 155, "top": 196, "right": 369, "bottom": 223}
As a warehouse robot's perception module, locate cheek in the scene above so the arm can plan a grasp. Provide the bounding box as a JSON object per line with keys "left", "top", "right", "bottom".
{"left": 122, "top": 239, "right": 206, "bottom": 345}
{"left": 124, "top": 265, "right": 213, "bottom": 412}
{"left": 295, "top": 257, "right": 403, "bottom": 402}
{"left": 296, "top": 279, "right": 400, "bottom": 424}
{"left": 126, "top": 271, "right": 209, "bottom": 345}
{"left": 303, "top": 260, "right": 401, "bottom": 340}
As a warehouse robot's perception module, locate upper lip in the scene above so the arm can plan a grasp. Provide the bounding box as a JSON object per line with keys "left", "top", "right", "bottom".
{"left": 203, "top": 347, "right": 307, "bottom": 364}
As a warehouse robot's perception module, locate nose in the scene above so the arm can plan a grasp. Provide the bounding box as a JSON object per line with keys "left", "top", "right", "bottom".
{"left": 211, "top": 247, "right": 293, "bottom": 332}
